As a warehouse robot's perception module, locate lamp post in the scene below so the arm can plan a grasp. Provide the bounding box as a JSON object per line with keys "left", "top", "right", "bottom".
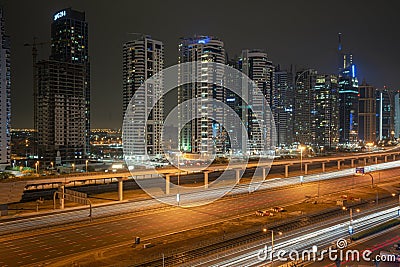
{"left": 72, "top": 163, "right": 75, "bottom": 172}
{"left": 262, "top": 228, "right": 282, "bottom": 264}
{"left": 177, "top": 152, "right": 181, "bottom": 206}
{"left": 343, "top": 207, "right": 360, "bottom": 240}
{"left": 85, "top": 160, "right": 88, "bottom": 173}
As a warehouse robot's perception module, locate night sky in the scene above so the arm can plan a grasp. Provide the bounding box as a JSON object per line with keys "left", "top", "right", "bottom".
{"left": 1, "top": 0, "right": 399, "bottom": 129}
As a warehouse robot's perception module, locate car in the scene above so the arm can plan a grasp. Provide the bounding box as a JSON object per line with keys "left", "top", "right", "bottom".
{"left": 255, "top": 210, "right": 274, "bottom": 217}
{"left": 271, "top": 207, "right": 285, "bottom": 212}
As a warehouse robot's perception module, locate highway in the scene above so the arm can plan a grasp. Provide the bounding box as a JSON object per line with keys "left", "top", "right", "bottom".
{"left": 0, "top": 165, "right": 400, "bottom": 266}
{"left": 2, "top": 159, "right": 399, "bottom": 236}
{"left": 200, "top": 204, "right": 400, "bottom": 267}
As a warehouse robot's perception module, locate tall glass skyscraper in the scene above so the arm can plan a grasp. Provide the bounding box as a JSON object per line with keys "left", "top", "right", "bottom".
{"left": 35, "top": 8, "right": 89, "bottom": 165}
{"left": 274, "top": 66, "right": 294, "bottom": 146}
{"left": 178, "top": 35, "right": 226, "bottom": 155}
{"left": 51, "top": 8, "right": 90, "bottom": 154}
{"left": 0, "top": 8, "right": 10, "bottom": 168}
{"left": 241, "top": 49, "right": 275, "bottom": 153}
{"left": 294, "top": 69, "right": 317, "bottom": 145}
{"left": 338, "top": 33, "right": 359, "bottom": 143}
{"left": 123, "top": 35, "right": 164, "bottom": 158}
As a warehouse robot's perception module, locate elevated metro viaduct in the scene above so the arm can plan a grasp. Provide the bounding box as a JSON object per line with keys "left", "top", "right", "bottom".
{"left": 1, "top": 150, "right": 400, "bottom": 213}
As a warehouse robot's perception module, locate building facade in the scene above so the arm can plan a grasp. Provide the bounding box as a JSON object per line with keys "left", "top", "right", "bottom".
{"left": 294, "top": 69, "right": 317, "bottom": 145}
{"left": 178, "top": 35, "right": 226, "bottom": 155}
{"left": 376, "top": 87, "right": 395, "bottom": 141}
{"left": 35, "top": 8, "right": 89, "bottom": 165}
{"left": 240, "top": 49, "right": 275, "bottom": 154}
{"left": 50, "top": 8, "right": 90, "bottom": 155}
{"left": 123, "top": 35, "right": 164, "bottom": 158}
{"left": 358, "top": 82, "right": 376, "bottom": 143}
{"left": 338, "top": 33, "right": 359, "bottom": 143}
{"left": 314, "top": 74, "right": 339, "bottom": 148}
{"left": 0, "top": 8, "right": 10, "bottom": 167}
{"left": 36, "top": 60, "right": 86, "bottom": 164}
{"left": 274, "top": 66, "right": 294, "bottom": 146}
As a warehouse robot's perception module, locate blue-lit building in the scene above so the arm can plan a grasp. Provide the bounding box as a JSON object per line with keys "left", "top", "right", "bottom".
{"left": 337, "top": 33, "right": 359, "bottom": 143}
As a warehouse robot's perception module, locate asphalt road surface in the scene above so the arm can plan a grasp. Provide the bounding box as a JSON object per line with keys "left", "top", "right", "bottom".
{"left": 0, "top": 168, "right": 400, "bottom": 266}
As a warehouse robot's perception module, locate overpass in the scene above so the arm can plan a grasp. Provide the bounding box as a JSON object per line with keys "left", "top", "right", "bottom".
{"left": 1, "top": 149, "right": 400, "bottom": 208}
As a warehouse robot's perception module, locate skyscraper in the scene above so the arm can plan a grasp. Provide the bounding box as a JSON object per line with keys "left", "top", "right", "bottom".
{"left": 240, "top": 49, "right": 275, "bottom": 153}
{"left": 358, "top": 82, "right": 376, "bottom": 143}
{"left": 274, "top": 66, "right": 294, "bottom": 146}
{"left": 51, "top": 8, "right": 90, "bottom": 154}
{"left": 123, "top": 35, "right": 164, "bottom": 158}
{"left": 294, "top": 69, "right": 317, "bottom": 145}
{"left": 314, "top": 74, "right": 339, "bottom": 148}
{"left": 36, "top": 60, "right": 86, "bottom": 164}
{"left": 0, "top": 8, "right": 10, "bottom": 168}
{"left": 178, "top": 35, "right": 225, "bottom": 155}
{"left": 337, "top": 33, "right": 359, "bottom": 143}
{"left": 376, "top": 87, "right": 395, "bottom": 141}
{"left": 35, "top": 8, "right": 89, "bottom": 165}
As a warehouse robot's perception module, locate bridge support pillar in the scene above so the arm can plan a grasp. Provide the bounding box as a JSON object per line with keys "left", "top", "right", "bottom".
{"left": 204, "top": 171, "right": 209, "bottom": 189}
{"left": 285, "top": 165, "right": 290, "bottom": 178}
{"left": 364, "top": 158, "right": 367, "bottom": 166}
{"left": 117, "top": 178, "right": 124, "bottom": 201}
{"left": 262, "top": 167, "right": 266, "bottom": 179}
{"left": 374, "top": 157, "right": 378, "bottom": 164}
{"left": 304, "top": 163, "right": 308, "bottom": 175}
{"left": 351, "top": 159, "right": 355, "bottom": 167}
{"left": 322, "top": 162, "right": 325, "bottom": 172}
{"left": 0, "top": 204, "right": 8, "bottom": 216}
{"left": 337, "top": 160, "right": 341, "bottom": 170}
{"left": 393, "top": 155, "right": 396, "bottom": 161}
{"left": 235, "top": 169, "right": 241, "bottom": 183}
{"left": 385, "top": 155, "right": 388, "bottom": 162}
{"left": 165, "top": 175, "right": 170, "bottom": 195}
{"left": 60, "top": 185, "right": 65, "bottom": 209}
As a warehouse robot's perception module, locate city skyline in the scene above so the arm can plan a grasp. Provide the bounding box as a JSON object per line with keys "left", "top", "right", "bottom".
{"left": 0, "top": 0, "right": 399, "bottom": 129}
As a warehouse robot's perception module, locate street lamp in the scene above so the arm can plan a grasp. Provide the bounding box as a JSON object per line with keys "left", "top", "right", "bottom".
{"left": 85, "top": 160, "right": 89, "bottom": 173}
{"left": 342, "top": 207, "right": 360, "bottom": 240}
{"left": 72, "top": 163, "right": 75, "bottom": 172}
{"left": 262, "top": 228, "right": 282, "bottom": 263}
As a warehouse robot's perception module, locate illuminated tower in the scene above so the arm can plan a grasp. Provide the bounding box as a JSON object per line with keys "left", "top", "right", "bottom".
{"left": 0, "top": 8, "right": 11, "bottom": 168}
{"left": 178, "top": 35, "right": 226, "bottom": 155}
{"left": 123, "top": 35, "right": 164, "bottom": 157}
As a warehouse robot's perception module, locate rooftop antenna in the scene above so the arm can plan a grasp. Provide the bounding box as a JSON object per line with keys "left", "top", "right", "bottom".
{"left": 338, "top": 32, "right": 342, "bottom": 52}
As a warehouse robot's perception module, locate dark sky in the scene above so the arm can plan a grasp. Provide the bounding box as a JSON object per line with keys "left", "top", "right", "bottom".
{"left": 1, "top": 0, "right": 399, "bottom": 129}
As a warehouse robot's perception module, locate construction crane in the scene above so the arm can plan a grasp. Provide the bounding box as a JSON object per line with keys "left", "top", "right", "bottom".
{"left": 23, "top": 37, "right": 50, "bottom": 157}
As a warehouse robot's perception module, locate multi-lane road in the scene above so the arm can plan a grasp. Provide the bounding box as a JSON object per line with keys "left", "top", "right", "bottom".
{"left": 1, "top": 164, "right": 400, "bottom": 266}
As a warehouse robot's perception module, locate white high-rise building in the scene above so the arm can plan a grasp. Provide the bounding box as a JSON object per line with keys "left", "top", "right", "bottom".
{"left": 0, "top": 8, "right": 11, "bottom": 168}
{"left": 178, "top": 35, "right": 226, "bottom": 155}
{"left": 123, "top": 35, "right": 164, "bottom": 159}
{"left": 241, "top": 49, "right": 275, "bottom": 154}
